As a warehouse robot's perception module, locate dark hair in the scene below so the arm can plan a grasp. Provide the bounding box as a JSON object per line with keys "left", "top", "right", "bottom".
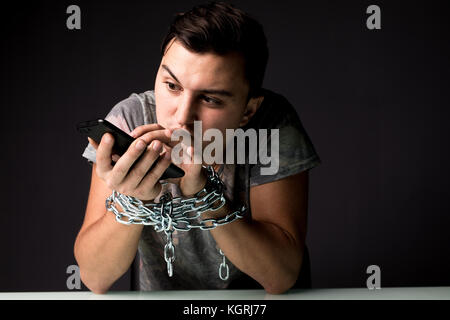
{"left": 160, "top": 1, "right": 269, "bottom": 98}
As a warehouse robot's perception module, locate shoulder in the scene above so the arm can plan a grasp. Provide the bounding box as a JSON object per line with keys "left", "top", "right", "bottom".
{"left": 246, "top": 88, "right": 317, "bottom": 154}
{"left": 105, "top": 90, "right": 157, "bottom": 132}
{"left": 246, "top": 89, "right": 321, "bottom": 186}
{"left": 244, "top": 89, "right": 300, "bottom": 131}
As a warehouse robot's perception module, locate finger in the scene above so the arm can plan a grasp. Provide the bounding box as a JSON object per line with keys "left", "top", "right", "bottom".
{"left": 96, "top": 133, "right": 115, "bottom": 174}
{"left": 108, "top": 138, "right": 148, "bottom": 186}
{"left": 87, "top": 137, "right": 99, "bottom": 150}
{"left": 123, "top": 139, "right": 164, "bottom": 189}
{"left": 137, "top": 150, "right": 172, "bottom": 193}
{"left": 89, "top": 136, "right": 120, "bottom": 163}
{"left": 111, "top": 154, "right": 121, "bottom": 162}
{"left": 130, "top": 123, "right": 166, "bottom": 138}
{"left": 139, "top": 128, "right": 178, "bottom": 148}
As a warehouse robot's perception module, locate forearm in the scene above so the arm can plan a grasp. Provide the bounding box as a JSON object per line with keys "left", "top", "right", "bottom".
{"left": 206, "top": 203, "right": 304, "bottom": 294}
{"left": 74, "top": 211, "right": 143, "bottom": 293}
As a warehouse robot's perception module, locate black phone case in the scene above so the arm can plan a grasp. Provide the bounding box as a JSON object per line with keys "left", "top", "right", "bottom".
{"left": 76, "top": 119, "right": 184, "bottom": 180}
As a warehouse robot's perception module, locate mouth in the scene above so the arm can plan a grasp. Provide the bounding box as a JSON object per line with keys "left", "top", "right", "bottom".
{"left": 170, "top": 127, "right": 194, "bottom": 136}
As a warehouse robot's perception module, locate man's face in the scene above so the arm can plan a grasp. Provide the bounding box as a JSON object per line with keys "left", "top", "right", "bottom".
{"left": 154, "top": 39, "right": 253, "bottom": 149}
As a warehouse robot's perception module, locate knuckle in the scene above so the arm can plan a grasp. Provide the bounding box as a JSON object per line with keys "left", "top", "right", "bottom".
{"left": 157, "top": 152, "right": 172, "bottom": 168}
{"left": 132, "top": 189, "right": 143, "bottom": 198}
{"left": 95, "top": 156, "right": 105, "bottom": 166}
{"left": 135, "top": 189, "right": 154, "bottom": 201}
{"left": 142, "top": 145, "right": 159, "bottom": 160}
{"left": 161, "top": 153, "right": 172, "bottom": 165}
{"left": 153, "top": 183, "right": 163, "bottom": 195}
{"left": 158, "top": 159, "right": 171, "bottom": 171}
{"left": 116, "top": 183, "right": 132, "bottom": 196}
{"left": 147, "top": 182, "right": 162, "bottom": 198}
{"left": 141, "top": 132, "right": 154, "bottom": 144}
{"left": 105, "top": 178, "right": 115, "bottom": 190}
{"left": 149, "top": 147, "right": 161, "bottom": 158}
{"left": 146, "top": 170, "right": 159, "bottom": 182}
{"left": 143, "top": 129, "right": 164, "bottom": 142}
{"left": 112, "top": 162, "right": 128, "bottom": 175}
{"left": 146, "top": 183, "right": 162, "bottom": 199}
{"left": 121, "top": 187, "right": 132, "bottom": 196}
{"left": 132, "top": 166, "right": 148, "bottom": 178}
{"left": 113, "top": 167, "right": 126, "bottom": 177}
{"left": 133, "top": 140, "right": 147, "bottom": 154}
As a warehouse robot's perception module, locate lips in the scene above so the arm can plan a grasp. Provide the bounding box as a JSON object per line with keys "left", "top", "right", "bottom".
{"left": 170, "top": 127, "right": 194, "bottom": 136}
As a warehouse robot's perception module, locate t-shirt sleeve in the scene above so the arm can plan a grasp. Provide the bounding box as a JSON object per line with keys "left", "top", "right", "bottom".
{"left": 249, "top": 111, "right": 321, "bottom": 187}
{"left": 81, "top": 95, "right": 147, "bottom": 165}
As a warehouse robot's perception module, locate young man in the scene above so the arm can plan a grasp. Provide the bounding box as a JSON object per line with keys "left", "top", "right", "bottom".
{"left": 75, "top": 1, "right": 321, "bottom": 294}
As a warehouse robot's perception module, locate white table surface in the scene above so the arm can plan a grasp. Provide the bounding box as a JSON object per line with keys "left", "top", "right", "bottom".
{"left": 0, "top": 287, "right": 449, "bottom": 300}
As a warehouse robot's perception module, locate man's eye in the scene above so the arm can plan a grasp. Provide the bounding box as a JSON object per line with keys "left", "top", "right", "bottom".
{"left": 202, "top": 96, "right": 221, "bottom": 105}
{"left": 165, "top": 82, "right": 180, "bottom": 91}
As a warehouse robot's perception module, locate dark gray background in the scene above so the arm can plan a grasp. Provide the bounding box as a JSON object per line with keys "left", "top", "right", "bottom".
{"left": 1, "top": 0, "right": 449, "bottom": 291}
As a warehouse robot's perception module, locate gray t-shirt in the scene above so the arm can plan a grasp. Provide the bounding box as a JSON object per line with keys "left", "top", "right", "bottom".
{"left": 81, "top": 89, "right": 321, "bottom": 290}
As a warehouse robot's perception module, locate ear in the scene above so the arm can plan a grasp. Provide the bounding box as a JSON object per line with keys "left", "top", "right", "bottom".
{"left": 239, "top": 95, "right": 265, "bottom": 127}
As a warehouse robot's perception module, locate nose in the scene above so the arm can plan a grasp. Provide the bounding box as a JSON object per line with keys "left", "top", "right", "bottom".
{"left": 175, "top": 93, "right": 197, "bottom": 130}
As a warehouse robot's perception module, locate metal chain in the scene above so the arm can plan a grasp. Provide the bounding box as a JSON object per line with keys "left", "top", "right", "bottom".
{"left": 164, "top": 229, "right": 175, "bottom": 277}
{"left": 218, "top": 249, "right": 229, "bottom": 281}
{"left": 105, "top": 165, "right": 247, "bottom": 281}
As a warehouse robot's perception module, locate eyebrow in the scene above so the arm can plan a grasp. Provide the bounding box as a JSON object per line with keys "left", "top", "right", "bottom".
{"left": 161, "top": 64, "right": 234, "bottom": 97}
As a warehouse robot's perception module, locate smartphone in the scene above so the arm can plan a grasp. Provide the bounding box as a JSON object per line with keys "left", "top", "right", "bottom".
{"left": 76, "top": 119, "right": 184, "bottom": 180}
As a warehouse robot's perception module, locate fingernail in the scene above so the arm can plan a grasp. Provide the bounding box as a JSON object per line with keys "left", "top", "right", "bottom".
{"left": 136, "top": 140, "right": 146, "bottom": 151}
{"left": 103, "top": 134, "right": 112, "bottom": 143}
{"left": 152, "top": 140, "right": 162, "bottom": 151}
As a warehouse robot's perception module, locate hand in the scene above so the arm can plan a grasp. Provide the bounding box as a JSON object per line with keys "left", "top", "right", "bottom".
{"left": 130, "top": 124, "right": 207, "bottom": 197}
{"left": 87, "top": 123, "right": 174, "bottom": 201}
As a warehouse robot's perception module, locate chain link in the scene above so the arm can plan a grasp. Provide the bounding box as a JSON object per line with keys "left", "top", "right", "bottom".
{"left": 164, "top": 229, "right": 175, "bottom": 277}
{"left": 218, "top": 249, "right": 229, "bottom": 281}
{"left": 105, "top": 166, "right": 247, "bottom": 281}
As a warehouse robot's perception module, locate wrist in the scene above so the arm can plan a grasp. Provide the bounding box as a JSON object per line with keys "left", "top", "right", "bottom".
{"left": 180, "top": 166, "right": 208, "bottom": 197}
{"left": 202, "top": 199, "right": 229, "bottom": 220}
